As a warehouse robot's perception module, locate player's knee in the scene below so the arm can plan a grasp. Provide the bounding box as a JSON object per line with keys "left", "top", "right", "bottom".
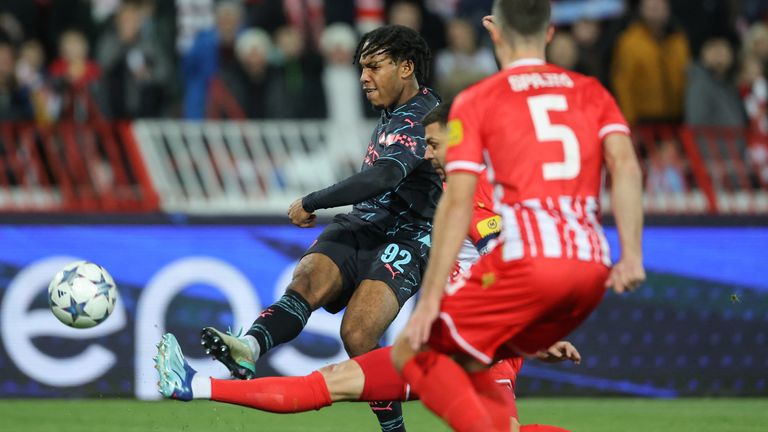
{"left": 340, "top": 325, "right": 378, "bottom": 357}
{"left": 317, "top": 360, "right": 364, "bottom": 402}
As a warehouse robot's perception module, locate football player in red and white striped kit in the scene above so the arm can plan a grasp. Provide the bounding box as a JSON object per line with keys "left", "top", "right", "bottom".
{"left": 156, "top": 102, "right": 574, "bottom": 432}
{"left": 392, "top": 1, "right": 645, "bottom": 431}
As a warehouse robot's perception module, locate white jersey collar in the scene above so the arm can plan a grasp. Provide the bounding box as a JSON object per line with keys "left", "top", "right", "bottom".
{"left": 506, "top": 58, "right": 546, "bottom": 69}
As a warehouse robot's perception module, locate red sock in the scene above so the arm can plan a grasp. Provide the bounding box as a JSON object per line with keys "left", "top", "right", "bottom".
{"left": 469, "top": 369, "right": 516, "bottom": 431}
{"left": 402, "top": 351, "right": 496, "bottom": 432}
{"left": 353, "top": 346, "right": 411, "bottom": 401}
{"left": 520, "top": 426, "right": 571, "bottom": 432}
{"left": 210, "top": 371, "right": 332, "bottom": 413}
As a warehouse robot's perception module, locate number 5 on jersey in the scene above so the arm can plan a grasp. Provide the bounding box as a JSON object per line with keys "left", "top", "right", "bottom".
{"left": 527, "top": 94, "right": 581, "bottom": 181}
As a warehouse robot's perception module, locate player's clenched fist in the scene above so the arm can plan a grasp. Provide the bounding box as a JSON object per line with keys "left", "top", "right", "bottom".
{"left": 605, "top": 256, "right": 645, "bottom": 294}
{"left": 288, "top": 198, "right": 317, "bottom": 228}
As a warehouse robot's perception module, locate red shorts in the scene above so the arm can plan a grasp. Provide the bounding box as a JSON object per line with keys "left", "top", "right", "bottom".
{"left": 429, "top": 248, "right": 608, "bottom": 364}
{"left": 490, "top": 357, "right": 523, "bottom": 394}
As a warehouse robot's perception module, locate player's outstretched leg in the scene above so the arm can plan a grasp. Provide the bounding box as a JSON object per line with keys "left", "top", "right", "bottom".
{"left": 202, "top": 254, "right": 340, "bottom": 379}
{"left": 155, "top": 333, "right": 199, "bottom": 401}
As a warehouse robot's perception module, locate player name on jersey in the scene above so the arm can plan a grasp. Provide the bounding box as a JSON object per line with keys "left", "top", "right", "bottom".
{"left": 507, "top": 72, "right": 574, "bottom": 92}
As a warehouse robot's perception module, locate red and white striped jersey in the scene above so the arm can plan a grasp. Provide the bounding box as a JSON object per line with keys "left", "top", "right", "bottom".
{"left": 446, "top": 59, "right": 629, "bottom": 266}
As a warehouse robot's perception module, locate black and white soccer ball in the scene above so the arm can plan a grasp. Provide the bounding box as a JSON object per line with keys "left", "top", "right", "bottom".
{"left": 48, "top": 261, "right": 118, "bottom": 329}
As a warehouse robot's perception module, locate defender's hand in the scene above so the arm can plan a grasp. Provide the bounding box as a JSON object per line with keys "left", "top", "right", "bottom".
{"left": 404, "top": 298, "right": 440, "bottom": 351}
{"left": 288, "top": 199, "right": 316, "bottom": 228}
{"left": 536, "top": 341, "right": 581, "bottom": 364}
{"left": 606, "top": 255, "right": 645, "bottom": 294}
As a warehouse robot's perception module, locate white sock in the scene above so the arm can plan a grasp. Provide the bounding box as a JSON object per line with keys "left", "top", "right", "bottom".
{"left": 191, "top": 374, "right": 212, "bottom": 399}
{"left": 242, "top": 334, "right": 261, "bottom": 360}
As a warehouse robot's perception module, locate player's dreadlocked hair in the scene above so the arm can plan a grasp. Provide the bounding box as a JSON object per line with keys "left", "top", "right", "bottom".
{"left": 354, "top": 25, "right": 431, "bottom": 84}
{"left": 421, "top": 101, "right": 452, "bottom": 127}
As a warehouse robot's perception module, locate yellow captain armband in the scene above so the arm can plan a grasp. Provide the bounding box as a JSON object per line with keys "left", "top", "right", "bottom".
{"left": 476, "top": 215, "right": 501, "bottom": 238}
{"left": 447, "top": 119, "right": 463, "bottom": 147}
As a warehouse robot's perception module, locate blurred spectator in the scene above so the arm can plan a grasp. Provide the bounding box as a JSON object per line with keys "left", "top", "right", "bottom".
{"left": 319, "top": 23, "right": 365, "bottom": 124}
{"left": 739, "top": 54, "right": 768, "bottom": 134}
{"left": 96, "top": 1, "right": 173, "bottom": 118}
{"left": 743, "top": 22, "right": 768, "bottom": 75}
{"left": 685, "top": 38, "right": 745, "bottom": 127}
{"left": 49, "top": 29, "right": 101, "bottom": 121}
{"left": 50, "top": 29, "right": 101, "bottom": 90}
{"left": 217, "top": 28, "right": 276, "bottom": 119}
{"left": 175, "top": 0, "right": 214, "bottom": 54}
{"left": 15, "top": 39, "right": 46, "bottom": 89}
{"left": 15, "top": 39, "right": 52, "bottom": 123}
{"left": 646, "top": 139, "right": 686, "bottom": 195}
{"left": 182, "top": 0, "right": 243, "bottom": 119}
{"left": 0, "top": 42, "right": 32, "bottom": 120}
{"left": 572, "top": 18, "right": 609, "bottom": 85}
{"left": 353, "top": 0, "right": 386, "bottom": 34}
{"left": 434, "top": 18, "right": 497, "bottom": 101}
{"left": 738, "top": 54, "right": 768, "bottom": 185}
{"left": 267, "top": 25, "right": 326, "bottom": 118}
{"left": 611, "top": 0, "right": 690, "bottom": 125}
{"left": 387, "top": 0, "right": 445, "bottom": 83}
{"left": 388, "top": 0, "right": 420, "bottom": 30}
{"left": 547, "top": 31, "right": 579, "bottom": 70}
{"left": 669, "top": 0, "right": 737, "bottom": 56}
{"left": 0, "top": 12, "right": 24, "bottom": 45}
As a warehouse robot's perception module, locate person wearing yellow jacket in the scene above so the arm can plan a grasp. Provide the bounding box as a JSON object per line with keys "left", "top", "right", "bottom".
{"left": 611, "top": 0, "right": 690, "bottom": 125}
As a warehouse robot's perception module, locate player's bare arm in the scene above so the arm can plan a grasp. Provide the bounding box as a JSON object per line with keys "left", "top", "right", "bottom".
{"left": 603, "top": 133, "right": 645, "bottom": 294}
{"left": 404, "top": 172, "right": 477, "bottom": 351}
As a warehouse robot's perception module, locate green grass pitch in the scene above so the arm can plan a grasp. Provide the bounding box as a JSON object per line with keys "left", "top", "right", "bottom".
{"left": 1, "top": 398, "right": 765, "bottom": 431}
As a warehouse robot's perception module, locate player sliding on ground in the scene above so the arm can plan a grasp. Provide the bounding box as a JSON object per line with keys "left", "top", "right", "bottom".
{"left": 198, "top": 25, "right": 440, "bottom": 432}
{"left": 155, "top": 334, "right": 571, "bottom": 432}
{"left": 156, "top": 103, "right": 570, "bottom": 432}
{"left": 391, "top": 1, "right": 645, "bottom": 431}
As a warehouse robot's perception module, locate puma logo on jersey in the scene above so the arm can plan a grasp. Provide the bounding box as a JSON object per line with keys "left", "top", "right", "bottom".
{"left": 384, "top": 263, "right": 401, "bottom": 279}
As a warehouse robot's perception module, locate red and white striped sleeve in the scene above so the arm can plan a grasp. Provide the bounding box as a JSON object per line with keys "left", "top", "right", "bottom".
{"left": 590, "top": 79, "right": 631, "bottom": 141}
{"left": 445, "top": 90, "right": 485, "bottom": 176}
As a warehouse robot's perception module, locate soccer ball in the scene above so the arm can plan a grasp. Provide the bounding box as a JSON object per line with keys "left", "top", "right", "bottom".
{"left": 48, "top": 261, "right": 118, "bottom": 329}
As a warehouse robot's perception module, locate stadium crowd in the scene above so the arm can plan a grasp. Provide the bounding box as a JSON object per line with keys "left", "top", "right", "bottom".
{"left": 0, "top": 0, "right": 767, "bottom": 191}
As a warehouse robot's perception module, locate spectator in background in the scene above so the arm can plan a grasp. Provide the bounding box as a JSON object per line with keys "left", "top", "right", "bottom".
{"left": 743, "top": 23, "right": 768, "bottom": 76}
{"left": 547, "top": 31, "right": 579, "bottom": 70}
{"left": 97, "top": 1, "right": 172, "bottom": 119}
{"left": 15, "top": 39, "right": 51, "bottom": 123}
{"left": 387, "top": 0, "right": 445, "bottom": 83}
{"left": 611, "top": 0, "right": 690, "bottom": 125}
{"left": 182, "top": 0, "right": 243, "bottom": 119}
{"left": 646, "top": 139, "right": 686, "bottom": 195}
{"left": 738, "top": 54, "right": 768, "bottom": 185}
{"left": 434, "top": 18, "right": 497, "bottom": 101}
{"left": 739, "top": 54, "right": 768, "bottom": 135}
{"left": 0, "top": 42, "right": 32, "bottom": 120}
{"left": 319, "top": 23, "right": 364, "bottom": 124}
{"left": 49, "top": 29, "right": 101, "bottom": 121}
{"left": 572, "top": 18, "right": 609, "bottom": 86}
{"left": 176, "top": 0, "right": 214, "bottom": 54}
{"left": 685, "top": 37, "right": 745, "bottom": 127}
{"left": 268, "top": 25, "right": 326, "bottom": 119}
{"left": 219, "top": 28, "right": 275, "bottom": 119}
{"left": 669, "top": 0, "right": 736, "bottom": 57}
